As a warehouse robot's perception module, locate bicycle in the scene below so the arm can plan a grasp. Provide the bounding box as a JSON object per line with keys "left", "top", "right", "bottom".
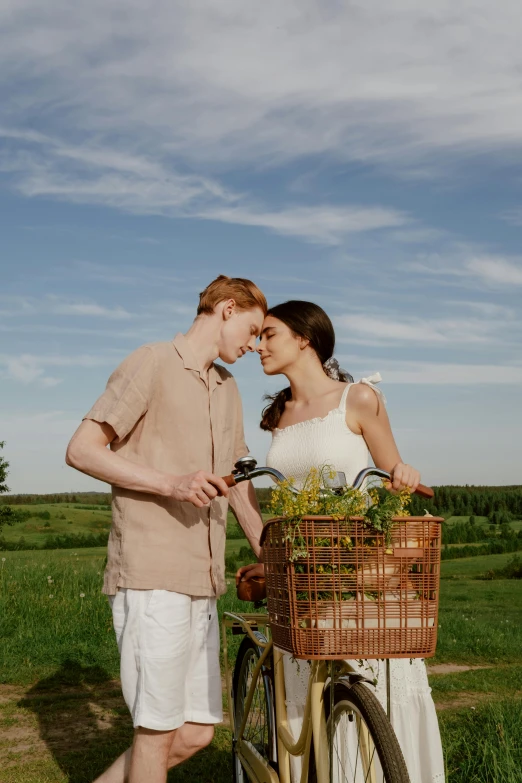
{"left": 221, "top": 457, "right": 442, "bottom": 783}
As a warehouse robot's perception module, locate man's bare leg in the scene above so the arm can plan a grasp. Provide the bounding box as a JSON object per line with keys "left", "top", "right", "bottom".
{"left": 93, "top": 748, "right": 132, "bottom": 783}
{"left": 166, "top": 722, "right": 214, "bottom": 768}
{"left": 128, "top": 728, "right": 174, "bottom": 783}
{"left": 93, "top": 723, "right": 214, "bottom": 783}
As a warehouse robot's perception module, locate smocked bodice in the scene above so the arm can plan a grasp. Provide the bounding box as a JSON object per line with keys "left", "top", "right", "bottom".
{"left": 266, "top": 380, "right": 382, "bottom": 488}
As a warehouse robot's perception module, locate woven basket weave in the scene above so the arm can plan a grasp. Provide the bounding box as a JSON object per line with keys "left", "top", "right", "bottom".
{"left": 260, "top": 516, "right": 443, "bottom": 660}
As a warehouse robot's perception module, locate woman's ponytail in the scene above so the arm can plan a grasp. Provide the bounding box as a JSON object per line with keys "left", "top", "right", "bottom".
{"left": 260, "top": 387, "right": 292, "bottom": 432}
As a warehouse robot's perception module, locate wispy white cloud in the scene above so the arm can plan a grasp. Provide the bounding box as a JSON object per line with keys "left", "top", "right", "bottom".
{"left": 0, "top": 352, "right": 122, "bottom": 387}
{"left": 403, "top": 250, "right": 522, "bottom": 291}
{"left": 335, "top": 312, "right": 506, "bottom": 346}
{"left": 0, "top": 129, "right": 410, "bottom": 243}
{"left": 3, "top": 1, "right": 522, "bottom": 175}
{"left": 501, "top": 207, "right": 522, "bottom": 227}
{"left": 337, "top": 357, "right": 522, "bottom": 385}
{"left": 52, "top": 302, "right": 132, "bottom": 320}
{"left": 446, "top": 300, "right": 516, "bottom": 318}
{"left": 2, "top": 355, "right": 61, "bottom": 386}
{"left": 201, "top": 204, "right": 409, "bottom": 244}
{"left": 465, "top": 256, "right": 522, "bottom": 286}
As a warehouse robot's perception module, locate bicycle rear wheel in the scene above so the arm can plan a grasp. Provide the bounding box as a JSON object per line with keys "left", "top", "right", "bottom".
{"left": 232, "top": 632, "right": 277, "bottom": 783}
{"left": 309, "top": 681, "right": 410, "bottom": 783}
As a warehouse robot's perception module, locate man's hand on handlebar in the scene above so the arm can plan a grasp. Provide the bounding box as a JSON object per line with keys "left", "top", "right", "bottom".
{"left": 165, "top": 471, "right": 229, "bottom": 508}
{"left": 386, "top": 462, "right": 421, "bottom": 494}
{"left": 236, "top": 562, "right": 265, "bottom": 586}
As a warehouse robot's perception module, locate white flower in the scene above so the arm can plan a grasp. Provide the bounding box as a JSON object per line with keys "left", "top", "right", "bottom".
{"left": 1, "top": 557, "right": 5, "bottom": 562}
{"left": 80, "top": 593, "right": 85, "bottom": 598}
{"left": 49, "top": 594, "right": 54, "bottom": 599}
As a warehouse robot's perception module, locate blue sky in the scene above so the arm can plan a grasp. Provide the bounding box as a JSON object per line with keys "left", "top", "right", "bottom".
{"left": 1, "top": 1, "right": 521, "bottom": 492}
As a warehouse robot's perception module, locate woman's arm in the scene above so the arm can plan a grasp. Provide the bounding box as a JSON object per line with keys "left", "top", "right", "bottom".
{"left": 346, "top": 384, "right": 421, "bottom": 492}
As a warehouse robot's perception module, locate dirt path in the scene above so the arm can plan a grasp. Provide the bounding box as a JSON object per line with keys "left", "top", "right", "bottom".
{"left": 426, "top": 663, "right": 492, "bottom": 675}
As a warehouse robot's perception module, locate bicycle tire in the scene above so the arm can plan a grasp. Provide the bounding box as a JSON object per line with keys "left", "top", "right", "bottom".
{"left": 231, "top": 632, "right": 277, "bottom": 783}
{"left": 308, "top": 681, "right": 410, "bottom": 783}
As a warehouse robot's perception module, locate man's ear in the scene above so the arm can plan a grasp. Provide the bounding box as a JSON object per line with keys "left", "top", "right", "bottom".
{"left": 222, "top": 298, "right": 237, "bottom": 320}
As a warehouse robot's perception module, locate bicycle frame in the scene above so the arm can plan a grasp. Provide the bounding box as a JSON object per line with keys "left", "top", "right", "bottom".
{"left": 223, "top": 612, "right": 377, "bottom": 783}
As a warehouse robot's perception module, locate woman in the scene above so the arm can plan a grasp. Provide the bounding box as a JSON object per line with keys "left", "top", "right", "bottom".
{"left": 238, "top": 301, "right": 445, "bottom": 783}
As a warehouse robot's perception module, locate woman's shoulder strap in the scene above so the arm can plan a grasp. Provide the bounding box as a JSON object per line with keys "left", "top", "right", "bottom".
{"left": 340, "top": 372, "right": 387, "bottom": 410}
{"left": 338, "top": 382, "right": 353, "bottom": 410}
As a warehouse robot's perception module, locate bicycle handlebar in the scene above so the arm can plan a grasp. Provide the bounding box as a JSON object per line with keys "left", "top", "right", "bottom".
{"left": 221, "top": 457, "right": 434, "bottom": 499}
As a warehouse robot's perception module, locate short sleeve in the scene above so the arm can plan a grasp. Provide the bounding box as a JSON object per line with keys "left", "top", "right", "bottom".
{"left": 232, "top": 381, "right": 249, "bottom": 463}
{"left": 83, "top": 346, "right": 155, "bottom": 443}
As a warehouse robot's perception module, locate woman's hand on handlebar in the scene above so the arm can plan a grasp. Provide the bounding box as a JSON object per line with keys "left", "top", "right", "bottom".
{"left": 236, "top": 562, "right": 265, "bottom": 586}
{"left": 386, "top": 462, "right": 420, "bottom": 494}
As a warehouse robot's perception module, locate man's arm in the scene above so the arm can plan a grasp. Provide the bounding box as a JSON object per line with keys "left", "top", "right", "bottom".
{"left": 228, "top": 480, "right": 264, "bottom": 560}
{"left": 66, "top": 419, "right": 229, "bottom": 508}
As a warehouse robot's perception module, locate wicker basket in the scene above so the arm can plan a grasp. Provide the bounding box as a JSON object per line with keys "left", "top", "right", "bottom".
{"left": 260, "top": 516, "right": 443, "bottom": 660}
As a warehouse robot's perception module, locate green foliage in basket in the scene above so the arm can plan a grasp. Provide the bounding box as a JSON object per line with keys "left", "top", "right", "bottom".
{"left": 268, "top": 465, "right": 412, "bottom": 559}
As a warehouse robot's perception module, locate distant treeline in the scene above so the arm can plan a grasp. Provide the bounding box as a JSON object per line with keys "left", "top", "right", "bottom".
{"left": 2, "top": 485, "right": 522, "bottom": 519}
{"left": 408, "top": 485, "right": 522, "bottom": 519}
{"left": 442, "top": 536, "right": 522, "bottom": 561}
{"left": 0, "top": 532, "right": 109, "bottom": 551}
{"left": 1, "top": 492, "right": 112, "bottom": 505}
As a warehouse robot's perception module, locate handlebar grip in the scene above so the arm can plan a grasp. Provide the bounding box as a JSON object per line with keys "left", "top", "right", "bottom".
{"left": 414, "top": 483, "right": 434, "bottom": 499}
{"left": 206, "top": 474, "right": 237, "bottom": 498}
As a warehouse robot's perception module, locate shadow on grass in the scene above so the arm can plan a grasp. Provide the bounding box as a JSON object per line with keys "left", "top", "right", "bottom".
{"left": 18, "top": 658, "right": 232, "bottom": 783}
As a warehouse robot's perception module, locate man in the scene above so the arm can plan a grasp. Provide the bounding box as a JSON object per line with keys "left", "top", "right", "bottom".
{"left": 66, "top": 275, "right": 267, "bottom": 783}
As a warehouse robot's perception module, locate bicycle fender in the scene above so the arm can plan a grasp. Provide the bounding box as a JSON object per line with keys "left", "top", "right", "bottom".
{"left": 327, "top": 672, "right": 376, "bottom": 691}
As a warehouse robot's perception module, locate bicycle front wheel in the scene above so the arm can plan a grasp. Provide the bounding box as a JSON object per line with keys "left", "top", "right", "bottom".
{"left": 309, "top": 682, "right": 410, "bottom": 783}
{"left": 232, "top": 632, "right": 277, "bottom": 783}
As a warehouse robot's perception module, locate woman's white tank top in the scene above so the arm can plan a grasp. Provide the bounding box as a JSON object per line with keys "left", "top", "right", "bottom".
{"left": 266, "top": 376, "right": 384, "bottom": 489}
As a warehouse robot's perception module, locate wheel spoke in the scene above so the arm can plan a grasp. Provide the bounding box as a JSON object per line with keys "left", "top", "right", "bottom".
{"left": 364, "top": 742, "right": 377, "bottom": 783}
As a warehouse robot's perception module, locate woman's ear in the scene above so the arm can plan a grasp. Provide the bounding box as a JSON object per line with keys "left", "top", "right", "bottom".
{"left": 298, "top": 336, "right": 310, "bottom": 350}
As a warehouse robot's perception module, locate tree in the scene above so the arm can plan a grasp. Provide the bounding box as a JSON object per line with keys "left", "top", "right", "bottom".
{"left": 0, "top": 442, "right": 20, "bottom": 531}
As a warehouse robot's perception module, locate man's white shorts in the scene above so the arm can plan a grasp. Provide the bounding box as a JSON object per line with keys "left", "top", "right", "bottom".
{"left": 109, "top": 588, "right": 223, "bottom": 731}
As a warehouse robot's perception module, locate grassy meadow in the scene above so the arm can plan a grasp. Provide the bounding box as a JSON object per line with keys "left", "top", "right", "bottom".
{"left": 0, "top": 504, "right": 113, "bottom": 547}
{"left": 1, "top": 509, "right": 521, "bottom": 781}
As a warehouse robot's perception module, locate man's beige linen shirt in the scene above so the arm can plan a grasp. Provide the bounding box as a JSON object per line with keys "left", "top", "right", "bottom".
{"left": 84, "top": 334, "right": 248, "bottom": 597}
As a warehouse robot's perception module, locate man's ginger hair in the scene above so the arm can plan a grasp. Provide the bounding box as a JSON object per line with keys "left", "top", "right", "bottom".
{"left": 197, "top": 275, "right": 267, "bottom": 316}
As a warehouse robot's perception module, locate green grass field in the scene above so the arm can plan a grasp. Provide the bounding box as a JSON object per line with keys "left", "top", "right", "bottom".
{"left": 1, "top": 504, "right": 112, "bottom": 546}
{"left": 1, "top": 545, "right": 521, "bottom": 781}
{"left": 0, "top": 503, "right": 272, "bottom": 548}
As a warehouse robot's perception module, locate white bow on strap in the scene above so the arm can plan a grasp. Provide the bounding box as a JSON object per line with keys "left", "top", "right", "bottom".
{"left": 357, "top": 372, "right": 387, "bottom": 405}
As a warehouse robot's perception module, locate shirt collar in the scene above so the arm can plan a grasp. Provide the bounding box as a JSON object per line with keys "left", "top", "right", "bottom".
{"left": 172, "top": 333, "right": 224, "bottom": 385}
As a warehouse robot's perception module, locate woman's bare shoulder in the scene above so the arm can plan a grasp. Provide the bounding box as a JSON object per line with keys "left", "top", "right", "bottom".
{"left": 345, "top": 382, "right": 380, "bottom": 415}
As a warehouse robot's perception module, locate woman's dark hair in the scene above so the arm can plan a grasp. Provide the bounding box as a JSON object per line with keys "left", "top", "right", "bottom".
{"left": 260, "top": 301, "right": 352, "bottom": 431}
